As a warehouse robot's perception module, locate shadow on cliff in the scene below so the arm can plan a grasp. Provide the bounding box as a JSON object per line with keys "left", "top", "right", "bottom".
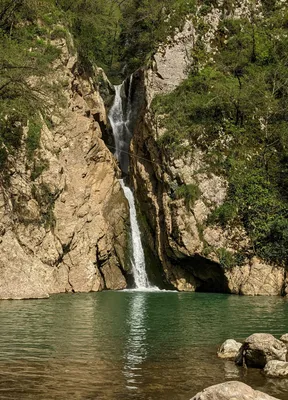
{"left": 174, "top": 255, "right": 230, "bottom": 293}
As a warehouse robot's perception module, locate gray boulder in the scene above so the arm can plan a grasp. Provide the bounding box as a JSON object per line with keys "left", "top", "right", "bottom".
{"left": 217, "top": 339, "right": 242, "bottom": 360}
{"left": 235, "top": 333, "right": 286, "bottom": 368}
{"left": 264, "top": 360, "right": 288, "bottom": 378}
{"left": 190, "top": 381, "right": 279, "bottom": 400}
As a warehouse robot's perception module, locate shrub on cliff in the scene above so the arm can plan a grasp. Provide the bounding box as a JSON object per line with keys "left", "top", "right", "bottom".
{"left": 151, "top": 1, "right": 288, "bottom": 266}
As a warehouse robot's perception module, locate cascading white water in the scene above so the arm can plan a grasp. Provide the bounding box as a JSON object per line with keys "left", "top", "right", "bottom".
{"left": 119, "top": 180, "right": 150, "bottom": 288}
{"left": 108, "top": 80, "right": 151, "bottom": 289}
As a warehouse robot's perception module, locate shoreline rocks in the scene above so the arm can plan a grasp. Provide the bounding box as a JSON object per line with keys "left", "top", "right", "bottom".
{"left": 235, "top": 333, "right": 287, "bottom": 369}
{"left": 190, "top": 381, "right": 280, "bottom": 400}
{"left": 219, "top": 333, "right": 288, "bottom": 378}
{"left": 264, "top": 360, "right": 288, "bottom": 378}
{"left": 217, "top": 339, "right": 242, "bottom": 360}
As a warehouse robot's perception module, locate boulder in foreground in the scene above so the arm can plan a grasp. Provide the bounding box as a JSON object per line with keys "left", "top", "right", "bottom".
{"left": 235, "top": 333, "right": 286, "bottom": 368}
{"left": 264, "top": 360, "right": 288, "bottom": 378}
{"left": 217, "top": 339, "right": 242, "bottom": 360}
{"left": 190, "top": 381, "right": 280, "bottom": 400}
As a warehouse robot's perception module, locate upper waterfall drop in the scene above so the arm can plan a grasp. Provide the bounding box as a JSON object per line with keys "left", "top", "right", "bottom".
{"left": 108, "top": 78, "right": 152, "bottom": 290}
{"left": 108, "top": 83, "right": 132, "bottom": 175}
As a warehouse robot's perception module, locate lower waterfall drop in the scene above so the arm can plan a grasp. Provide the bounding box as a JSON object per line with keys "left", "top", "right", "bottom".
{"left": 119, "top": 180, "right": 150, "bottom": 289}
{"left": 108, "top": 80, "right": 153, "bottom": 290}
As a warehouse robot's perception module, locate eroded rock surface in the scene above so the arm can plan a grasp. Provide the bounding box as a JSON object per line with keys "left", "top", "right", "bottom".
{"left": 264, "top": 361, "right": 288, "bottom": 378}
{"left": 129, "top": 3, "right": 286, "bottom": 295}
{"left": 0, "top": 39, "right": 129, "bottom": 299}
{"left": 190, "top": 381, "right": 280, "bottom": 400}
{"left": 217, "top": 339, "right": 242, "bottom": 360}
{"left": 280, "top": 334, "right": 288, "bottom": 346}
{"left": 235, "top": 334, "right": 287, "bottom": 369}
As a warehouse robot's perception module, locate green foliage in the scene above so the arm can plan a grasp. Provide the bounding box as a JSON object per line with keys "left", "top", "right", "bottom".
{"left": 56, "top": 0, "right": 196, "bottom": 79}
{"left": 174, "top": 183, "right": 201, "bottom": 208}
{"left": 215, "top": 247, "right": 246, "bottom": 269}
{"left": 208, "top": 202, "right": 238, "bottom": 228}
{"left": 32, "top": 183, "right": 57, "bottom": 228}
{"left": 0, "top": 144, "right": 8, "bottom": 170}
{"left": 31, "top": 159, "right": 49, "bottom": 181}
{"left": 26, "top": 121, "right": 42, "bottom": 159}
{"left": 216, "top": 248, "right": 236, "bottom": 270}
{"left": 0, "top": 0, "right": 64, "bottom": 176}
{"left": 153, "top": 2, "right": 288, "bottom": 266}
{"left": 50, "top": 25, "right": 67, "bottom": 40}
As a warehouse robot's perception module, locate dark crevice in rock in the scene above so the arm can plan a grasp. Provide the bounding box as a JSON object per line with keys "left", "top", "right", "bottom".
{"left": 113, "top": 250, "right": 132, "bottom": 287}
{"left": 95, "top": 244, "right": 107, "bottom": 290}
{"left": 66, "top": 263, "right": 75, "bottom": 293}
{"left": 94, "top": 261, "right": 107, "bottom": 291}
{"left": 174, "top": 254, "right": 230, "bottom": 293}
{"left": 55, "top": 233, "right": 75, "bottom": 267}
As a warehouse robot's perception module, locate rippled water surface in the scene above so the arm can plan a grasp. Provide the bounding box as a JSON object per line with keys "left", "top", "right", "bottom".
{"left": 0, "top": 292, "right": 288, "bottom": 399}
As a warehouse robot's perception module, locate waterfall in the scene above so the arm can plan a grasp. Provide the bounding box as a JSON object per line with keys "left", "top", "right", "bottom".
{"left": 108, "top": 79, "right": 151, "bottom": 290}
{"left": 119, "top": 180, "right": 150, "bottom": 289}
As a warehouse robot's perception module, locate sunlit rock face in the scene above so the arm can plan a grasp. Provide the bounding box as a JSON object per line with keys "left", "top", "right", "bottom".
{"left": 190, "top": 381, "right": 280, "bottom": 400}
{"left": 235, "top": 333, "right": 287, "bottom": 369}
{"left": 0, "top": 38, "right": 129, "bottom": 299}
{"left": 129, "top": 3, "right": 286, "bottom": 295}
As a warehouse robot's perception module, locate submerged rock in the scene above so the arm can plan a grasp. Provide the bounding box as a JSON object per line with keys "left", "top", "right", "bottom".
{"left": 264, "top": 360, "right": 288, "bottom": 378}
{"left": 217, "top": 339, "right": 242, "bottom": 360}
{"left": 235, "top": 333, "right": 287, "bottom": 368}
{"left": 190, "top": 381, "right": 280, "bottom": 400}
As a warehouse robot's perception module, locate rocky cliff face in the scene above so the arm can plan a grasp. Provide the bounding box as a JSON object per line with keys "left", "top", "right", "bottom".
{"left": 130, "top": 5, "right": 287, "bottom": 296}
{"left": 0, "top": 37, "right": 130, "bottom": 299}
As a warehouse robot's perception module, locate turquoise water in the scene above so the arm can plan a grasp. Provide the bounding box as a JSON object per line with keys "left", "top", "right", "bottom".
{"left": 0, "top": 292, "right": 288, "bottom": 399}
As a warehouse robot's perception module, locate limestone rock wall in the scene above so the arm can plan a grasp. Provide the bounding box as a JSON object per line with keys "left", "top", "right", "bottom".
{"left": 0, "top": 38, "right": 130, "bottom": 299}
{"left": 130, "top": 3, "right": 287, "bottom": 296}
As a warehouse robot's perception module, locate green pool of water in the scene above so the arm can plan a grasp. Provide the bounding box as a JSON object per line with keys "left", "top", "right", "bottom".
{"left": 0, "top": 291, "right": 287, "bottom": 399}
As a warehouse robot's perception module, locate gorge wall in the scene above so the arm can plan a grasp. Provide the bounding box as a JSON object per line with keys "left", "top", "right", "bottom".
{"left": 1, "top": 0, "right": 287, "bottom": 299}
{"left": 129, "top": 5, "right": 288, "bottom": 296}
{"left": 0, "top": 37, "right": 131, "bottom": 299}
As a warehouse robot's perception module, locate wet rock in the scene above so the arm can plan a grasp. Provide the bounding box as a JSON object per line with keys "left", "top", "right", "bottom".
{"left": 190, "top": 381, "right": 279, "bottom": 400}
{"left": 264, "top": 360, "right": 288, "bottom": 378}
{"left": 217, "top": 339, "right": 242, "bottom": 360}
{"left": 235, "top": 333, "right": 287, "bottom": 368}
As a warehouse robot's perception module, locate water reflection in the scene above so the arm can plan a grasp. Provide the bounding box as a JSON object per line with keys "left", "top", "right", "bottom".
{"left": 0, "top": 292, "right": 287, "bottom": 399}
{"left": 123, "top": 293, "right": 147, "bottom": 391}
{"left": 223, "top": 360, "right": 241, "bottom": 380}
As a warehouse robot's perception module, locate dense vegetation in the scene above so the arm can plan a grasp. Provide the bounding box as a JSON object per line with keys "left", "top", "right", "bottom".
{"left": 57, "top": 0, "right": 196, "bottom": 78}
{"left": 152, "top": 1, "right": 288, "bottom": 266}
{"left": 0, "top": 0, "right": 64, "bottom": 173}
{"left": 0, "top": 0, "right": 196, "bottom": 174}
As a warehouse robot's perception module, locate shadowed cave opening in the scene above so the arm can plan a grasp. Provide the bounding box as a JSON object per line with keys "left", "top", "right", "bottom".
{"left": 175, "top": 254, "right": 230, "bottom": 293}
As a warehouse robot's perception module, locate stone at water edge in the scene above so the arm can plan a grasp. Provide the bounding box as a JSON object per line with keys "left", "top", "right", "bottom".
{"left": 280, "top": 334, "right": 288, "bottom": 347}
{"left": 217, "top": 339, "right": 242, "bottom": 360}
{"left": 190, "top": 381, "right": 280, "bottom": 400}
{"left": 235, "top": 333, "right": 287, "bottom": 369}
{"left": 264, "top": 360, "right": 288, "bottom": 378}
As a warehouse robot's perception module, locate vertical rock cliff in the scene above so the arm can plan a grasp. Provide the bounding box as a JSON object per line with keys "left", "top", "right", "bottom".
{"left": 0, "top": 37, "right": 130, "bottom": 299}
{"left": 129, "top": 4, "right": 287, "bottom": 296}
